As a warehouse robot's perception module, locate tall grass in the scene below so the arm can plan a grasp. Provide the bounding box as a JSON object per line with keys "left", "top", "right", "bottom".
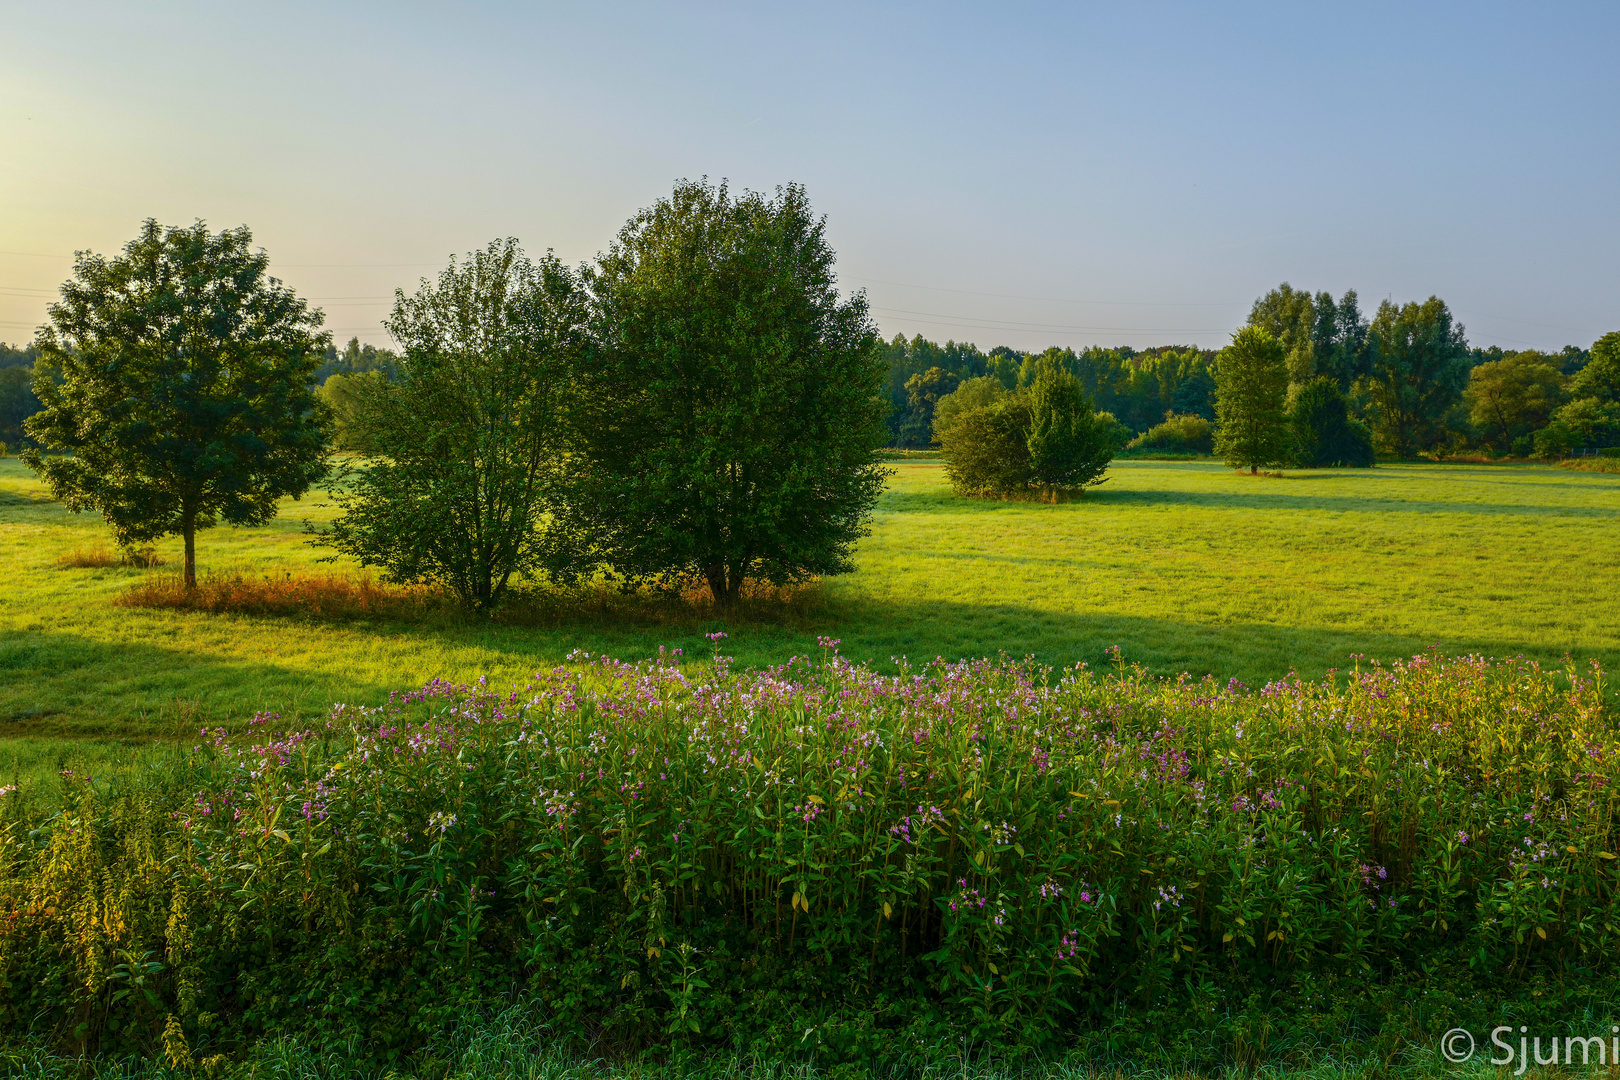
{"left": 115, "top": 570, "right": 827, "bottom": 627}
{"left": 56, "top": 545, "right": 165, "bottom": 570}
{"left": 2, "top": 648, "right": 1616, "bottom": 1069}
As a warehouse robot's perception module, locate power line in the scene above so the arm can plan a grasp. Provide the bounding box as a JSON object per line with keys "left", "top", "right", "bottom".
{"left": 849, "top": 275, "right": 1241, "bottom": 307}
{"left": 868, "top": 306, "right": 1233, "bottom": 335}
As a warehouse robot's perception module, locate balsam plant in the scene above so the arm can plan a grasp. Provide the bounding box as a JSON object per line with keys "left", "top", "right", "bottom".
{"left": 1, "top": 646, "right": 1616, "bottom": 1067}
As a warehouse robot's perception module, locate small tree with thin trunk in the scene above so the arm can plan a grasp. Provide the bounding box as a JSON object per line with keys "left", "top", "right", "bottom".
{"left": 320, "top": 240, "right": 588, "bottom": 615}
{"left": 22, "top": 220, "right": 329, "bottom": 587}
{"left": 1213, "top": 326, "right": 1292, "bottom": 474}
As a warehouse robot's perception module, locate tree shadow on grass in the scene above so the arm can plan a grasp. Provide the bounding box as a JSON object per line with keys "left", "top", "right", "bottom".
{"left": 4, "top": 594, "right": 1614, "bottom": 746}
{"left": 1086, "top": 484, "right": 1617, "bottom": 518}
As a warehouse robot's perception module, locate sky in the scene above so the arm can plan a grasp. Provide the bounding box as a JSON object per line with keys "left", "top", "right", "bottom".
{"left": 2, "top": 0, "right": 1617, "bottom": 354}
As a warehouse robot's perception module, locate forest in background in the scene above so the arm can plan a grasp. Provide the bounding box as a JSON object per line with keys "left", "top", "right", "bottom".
{"left": 881, "top": 285, "right": 1613, "bottom": 461}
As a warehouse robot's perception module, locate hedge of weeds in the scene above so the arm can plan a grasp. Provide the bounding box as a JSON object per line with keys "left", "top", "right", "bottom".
{"left": 2, "top": 642, "right": 1617, "bottom": 1071}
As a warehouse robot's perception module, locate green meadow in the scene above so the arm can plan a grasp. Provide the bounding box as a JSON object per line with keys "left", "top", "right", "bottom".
{"left": 2, "top": 452, "right": 1617, "bottom": 771}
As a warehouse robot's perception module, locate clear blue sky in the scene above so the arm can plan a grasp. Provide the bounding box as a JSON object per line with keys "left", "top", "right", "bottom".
{"left": 2, "top": 1, "right": 1615, "bottom": 353}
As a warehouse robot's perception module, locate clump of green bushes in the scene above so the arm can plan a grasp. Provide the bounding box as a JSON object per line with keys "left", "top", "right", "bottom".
{"left": 2, "top": 649, "right": 1616, "bottom": 1068}
{"left": 1123, "top": 413, "right": 1214, "bottom": 456}
{"left": 933, "top": 361, "right": 1115, "bottom": 497}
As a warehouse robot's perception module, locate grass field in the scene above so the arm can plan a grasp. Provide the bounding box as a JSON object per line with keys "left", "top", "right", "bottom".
{"left": 2, "top": 453, "right": 1617, "bottom": 770}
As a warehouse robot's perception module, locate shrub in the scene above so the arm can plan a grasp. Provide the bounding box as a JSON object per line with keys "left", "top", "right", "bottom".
{"left": 1025, "top": 364, "right": 1114, "bottom": 490}
{"left": 1093, "top": 411, "right": 1134, "bottom": 451}
{"left": 931, "top": 376, "right": 1007, "bottom": 445}
{"left": 1, "top": 650, "right": 1616, "bottom": 1067}
{"left": 938, "top": 364, "right": 1113, "bottom": 498}
{"left": 937, "top": 397, "right": 1034, "bottom": 495}
{"left": 1125, "top": 413, "right": 1215, "bottom": 456}
{"left": 1287, "top": 378, "right": 1375, "bottom": 467}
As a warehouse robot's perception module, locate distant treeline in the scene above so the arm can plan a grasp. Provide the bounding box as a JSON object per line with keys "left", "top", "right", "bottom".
{"left": 883, "top": 285, "right": 1615, "bottom": 460}
{"left": 882, "top": 337, "right": 1216, "bottom": 446}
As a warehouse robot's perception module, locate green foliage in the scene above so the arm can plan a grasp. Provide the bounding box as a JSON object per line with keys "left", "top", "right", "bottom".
{"left": 931, "top": 376, "right": 1007, "bottom": 445}
{"left": 1025, "top": 363, "right": 1114, "bottom": 490}
{"left": 879, "top": 335, "right": 990, "bottom": 445}
{"left": 1288, "top": 379, "right": 1374, "bottom": 468}
{"left": 313, "top": 335, "right": 399, "bottom": 384}
{"left": 1125, "top": 413, "right": 1215, "bottom": 456}
{"left": 937, "top": 396, "right": 1034, "bottom": 496}
{"left": 900, "top": 366, "right": 960, "bottom": 445}
{"left": 1534, "top": 397, "right": 1620, "bottom": 458}
{"left": 936, "top": 363, "right": 1113, "bottom": 497}
{"left": 1092, "top": 411, "right": 1134, "bottom": 451}
{"left": 1464, "top": 353, "right": 1566, "bottom": 449}
{"left": 1168, "top": 366, "right": 1216, "bottom": 420}
{"left": 574, "top": 180, "right": 890, "bottom": 606}
{"left": 1365, "top": 298, "right": 1471, "bottom": 457}
{"left": 322, "top": 240, "right": 588, "bottom": 614}
{"left": 19, "top": 219, "right": 330, "bottom": 587}
{"left": 1213, "top": 328, "right": 1292, "bottom": 473}
{"left": 2, "top": 651, "right": 1616, "bottom": 1067}
{"left": 0, "top": 363, "right": 40, "bottom": 448}
{"left": 313, "top": 371, "right": 387, "bottom": 452}
{"left": 1569, "top": 331, "right": 1620, "bottom": 403}
{"left": 1247, "top": 284, "right": 1371, "bottom": 391}
{"left": 0, "top": 340, "right": 39, "bottom": 370}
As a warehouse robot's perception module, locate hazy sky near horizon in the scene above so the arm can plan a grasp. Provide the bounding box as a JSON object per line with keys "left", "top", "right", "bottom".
{"left": 2, "top": 1, "right": 1616, "bottom": 354}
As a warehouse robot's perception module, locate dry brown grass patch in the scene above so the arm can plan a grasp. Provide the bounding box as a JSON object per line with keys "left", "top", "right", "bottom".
{"left": 115, "top": 568, "right": 830, "bottom": 628}
{"left": 118, "top": 569, "right": 445, "bottom": 619}
{"left": 56, "top": 544, "right": 166, "bottom": 569}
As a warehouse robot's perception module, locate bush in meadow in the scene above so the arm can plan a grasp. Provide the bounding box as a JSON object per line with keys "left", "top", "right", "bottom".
{"left": 1124, "top": 413, "right": 1215, "bottom": 456}
{"left": 2, "top": 647, "right": 1618, "bottom": 1068}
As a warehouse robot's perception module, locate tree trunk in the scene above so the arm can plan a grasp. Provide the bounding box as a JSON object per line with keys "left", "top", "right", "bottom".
{"left": 182, "top": 508, "right": 197, "bottom": 590}
{"left": 705, "top": 563, "right": 731, "bottom": 608}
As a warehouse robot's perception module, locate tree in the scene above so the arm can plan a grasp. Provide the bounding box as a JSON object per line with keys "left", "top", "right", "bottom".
{"left": 938, "top": 397, "right": 1034, "bottom": 496}
{"left": 1365, "top": 297, "right": 1470, "bottom": 457}
{"left": 1464, "top": 353, "right": 1566, "bottom": 449}
{"left": 932, "top": 376, "right": 1007, "bottom": 444}
{"left": 1213, "top": 327, "right": 1292, "bottom": 473}
{"left": 1025, "top": 360, "right": 1113, "bottom": 491}
{"left": 0, "top": 364, "right": 40, "bottom": 448}
{"left": 322, "top": 240, "right": 587, "bottom": 614}
{"left": 315, "top": 370, "right": 388, "bottom": 452}
{"left": 1247, "top": 284, "right": 1370, "bottom": 390}
{"left": 901, "top": 366, "right": 960, "bottom": 446}
{"left": 1568, "top": 331, "right": 1620, "bottom": 403}
{"left": 21, "top": 220, "right": 329, "bottom": 586}
{"left": 314, "top": 336, "right": 399, "bottom": 383}
{"left": 1170, "top": 366, "right": 1217, "bottom": 420}
{"left": 1288, "top": 377, "right": 1374, "bottom": 467}
{"left": 576, "top": 180, "right": 890, "bottom": 607}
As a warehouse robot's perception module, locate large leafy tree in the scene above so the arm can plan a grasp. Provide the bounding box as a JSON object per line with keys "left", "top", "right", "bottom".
{"left": 1365, "top": 297, "right": 1471, "bottom": 456}
{"left": 322, "top": 240, "right": 588, "bottom": 614}
{"left": 1213, "top": 327, "right": 1292, "bottom": 473}
{"left": 577, "top": 180, "right": 890, "bottom": 607}
{"left": 1464, "top": 352, "right": 1566, "bottom": 449}
{"left": 901, "top": 366, "right": 960, "bottom": 446}
{"left": 22, "top": 220, "right": 329, "bottom": 586}
{"left": 1247, "top": 284, "right": 1371, "bottom": 390}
